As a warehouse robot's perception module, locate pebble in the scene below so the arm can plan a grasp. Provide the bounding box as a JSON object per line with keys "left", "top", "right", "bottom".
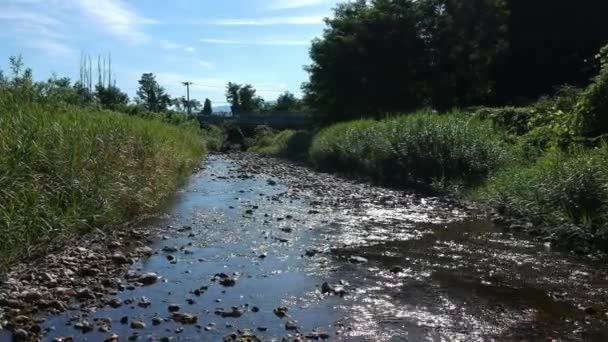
{"left": 130, "top": 320, "right": 146, "bottom": 329}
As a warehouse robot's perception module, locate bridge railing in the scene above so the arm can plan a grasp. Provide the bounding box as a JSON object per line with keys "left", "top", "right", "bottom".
{"left": 197, "top": 112, "right": 313, "bottom": 129}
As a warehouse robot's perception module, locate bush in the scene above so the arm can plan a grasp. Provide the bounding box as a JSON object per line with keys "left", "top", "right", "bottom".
{"left": 473, "top": 106, "right": 534, "bottom": 136}
{"left": 309, "top": 112, "right": 511, "bottom": 188}
{"left": 248, "top": 126, "right": 314, "bottom": 161}
{"left": 474, "top": 146, "right": 608, "bottom": 232}
{"left": 201, "top": 124, "right": 224, "bottom": 151}
{"left": 0, "top": 93, "right": 206, "bottom": 269}
{"left": 575, "top": 44, "right": 608, "bottom": 138}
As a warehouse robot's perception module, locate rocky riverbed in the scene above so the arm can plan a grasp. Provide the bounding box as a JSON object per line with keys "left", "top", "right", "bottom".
{"left": 1, "top": 153, "right": 608, "bottom": 341}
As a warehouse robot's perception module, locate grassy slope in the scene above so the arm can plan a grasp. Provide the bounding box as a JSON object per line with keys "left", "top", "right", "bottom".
{"left": 0, "top": 96, "right": 207, "bottom": 269}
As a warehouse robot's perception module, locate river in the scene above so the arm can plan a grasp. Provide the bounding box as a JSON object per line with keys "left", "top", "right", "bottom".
{"left": 2, "top": 154, "right": 608, "bottom": 341}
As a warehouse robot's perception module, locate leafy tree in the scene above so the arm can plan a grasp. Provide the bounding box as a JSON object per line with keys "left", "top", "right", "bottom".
{"left": 202, "top": 98, "right": 213, "bottom": 115}
{"left": 274, "top": 91, "right": 301, "bottom": 112}
{"left": 95, "top": 85, "right": 129, "bottom": 110}
{"left": 226, "top": 82, "right": 264, "bottom": 114}
{"left": 418, "top": 0, "right": 509, "bottom": 108}
{"left": 303, "top": 0, "right": 429, "bottom": 121}
{"left": 226, "top": 82, "right": 241, "bottom": 114}
{"left": 135, "top": 73, "right": 171, "bottom": 112}
{"left": 494, "top": 0, "right": 608, "bottom": 102}
{"left": 172, "top": 97, "right": 201, "bottom": 114}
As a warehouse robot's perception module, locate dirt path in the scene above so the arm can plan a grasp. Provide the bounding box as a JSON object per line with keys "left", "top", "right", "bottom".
{"left": 1, "top": 154, "right": 608, "bottom": 341}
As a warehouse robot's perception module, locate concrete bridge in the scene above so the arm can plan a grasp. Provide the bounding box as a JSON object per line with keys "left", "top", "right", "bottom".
{"left": 197, "top": 112, "right": 312, "bottom": 130}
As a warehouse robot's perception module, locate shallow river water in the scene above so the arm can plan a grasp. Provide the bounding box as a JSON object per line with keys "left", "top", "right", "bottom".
{"left": 4, "top": 154, "right": 608, "bottom": 341}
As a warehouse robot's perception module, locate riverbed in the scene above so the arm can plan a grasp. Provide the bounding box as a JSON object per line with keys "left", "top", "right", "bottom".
{"left": 2, "top": 154, "right": 608, "bottom": 341}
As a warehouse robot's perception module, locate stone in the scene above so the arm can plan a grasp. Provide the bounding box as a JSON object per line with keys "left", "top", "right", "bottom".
{"left": 130, "top": 320, "right": 146, "bottom": 329}
{"left": 168, "top": 304, "right": 180, "bottom": 312}
{"left": 108, "top": 298, "right": 122, "bottom": 308}
{"left": 12, "top": 329, "right": 29, "bottom": 341}
{"left": 390, "top": 266, "right": 405, "bottom": 273}
{"left": 138, "top": 273, "right": 159, "bottom": 285}
{"left": 285, "top": 320, "right": 298, "bottom": 331}
{"left": 74, "top": 320, "right": 93, "bottom": 333}
{"left": 273, "top": 306, "right": 288, "bottom": 318}
{"left": 348, "top": 256, "right": 368, "bottom": 264}
{"left": 111, "top": 253, "right": 130, "bottom": 264}
{"left": 172, "top": 313, "right": 198, "bottom": 324}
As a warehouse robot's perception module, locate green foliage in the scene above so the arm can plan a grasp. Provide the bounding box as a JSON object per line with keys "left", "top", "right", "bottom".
{"left": 575, "top": 44, "right": 608, "bottom": 138}
{"left": 303, "top": 0, "right": 509, "bottom": 121}
{"left": 474, "top": 146, "right": 608, "bottom": 231}
{"left": 0, "top": 94, "right": 206, "bottom": 268}
{"left": 273, "top": 92, "right": 302, "bottom": 112}
{"left": 202, "top": 98, "right": 213, "bottom": 115}
{"left": 309, "top": 112, "right": 510, "bottom": 188}
{"left": 226, "top": 82, "right": 265, "bottom": 114}
{"left": 95, "top": 85, "right": 129, "bottom": 110}
{"left": 0, "top": 58, "right": 214, "bottom": 269}
{"left": 201, "top": 124, "right": 225, "bottom": 151}
{"left": 135, "top": 73, "right": 172, "bottom": 112}
{"left": 248, "top": 127, "right": 313, "bottom": 161}
{"left": 473, "top": 106, "right": 534, "bottom": 136}
{"left": 304, "top": 0, "right": 608, "bottom": 121}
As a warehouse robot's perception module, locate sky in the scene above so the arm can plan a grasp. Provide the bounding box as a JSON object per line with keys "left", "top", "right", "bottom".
{"left": 0, "top": 0, "right": 341, "bottom": 106}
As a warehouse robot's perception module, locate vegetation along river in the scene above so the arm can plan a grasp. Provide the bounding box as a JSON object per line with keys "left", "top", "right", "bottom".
{"left": 2, "top": 153, "right": 608, "bottom": 341}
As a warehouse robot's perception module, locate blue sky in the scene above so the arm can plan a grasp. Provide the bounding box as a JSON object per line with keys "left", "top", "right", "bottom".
{"left": 0, "top": 0, "right": 341, "bottom": 106}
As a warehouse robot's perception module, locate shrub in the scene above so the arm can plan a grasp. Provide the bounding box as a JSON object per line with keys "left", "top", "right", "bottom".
{"left": 248, "top": 126, "right": 314, "bottom": 161}
{"left": 474, "top": 146, "right": 608, "bottom": 229}
{"left": 473, "top": 106, "right": 534, "bottom": 136}
{"left": 309, "top": 112, "right": 510, "bottom": 188}
{"left": 575, "top": 44, "right": 608, "bottom": 138}
{"left": 0, "top": 93, "right": 206, "bottom": 269}
{"left": 201, "top": 124, "right": 224, "bottom": 151}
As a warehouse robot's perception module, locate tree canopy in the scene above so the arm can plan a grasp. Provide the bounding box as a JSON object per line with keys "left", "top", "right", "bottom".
{"left": 202, "top": 98, "right": 213, "bottom": 115}
{"left": 226, "top": 82, "right": 265, "bottom": 114}
{"left": 135, "top": 73, "right": 172, "bottom": 112}
{"left": 303, "top": 0, "right": 608, "bottom": 122}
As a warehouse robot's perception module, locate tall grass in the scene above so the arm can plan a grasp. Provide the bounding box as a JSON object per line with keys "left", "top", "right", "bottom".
{"left": 309, "top": 112, "right": 511, "bottom": 188}
{"left": 473, "top": 147, "right": 608, "bottom": 231}
{"left": 248, "top": 128, "right": 313, "bottom": 161}
{"left": 0, "top": 92, "right": 206, "bottom": 269}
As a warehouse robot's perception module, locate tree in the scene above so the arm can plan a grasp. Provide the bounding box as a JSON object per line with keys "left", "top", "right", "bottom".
{"left": 226, "top": 82, "right": 241, "bottom": 114}
{"left": 202, "top": 98, "right": 213, "bottom": 115}
{"left": 302, "top": 0, "right": 510, "bottom": 121}
{"left": 226, "top": 82, "right": 264, "bottom": 114}
{"left": 303, "top": 0, "right": 429, "bottom": 121}
{"left": 493, "top": 0, "right": 608, "bottom": 102}
{"left": 135, "top": 73, "right": 171, "bottom": 112}
{"left": 95, "top": 85, "right": 129, "bottom": 110}
{"left": 274, "top": 91, "right": 301, "bottom": 112}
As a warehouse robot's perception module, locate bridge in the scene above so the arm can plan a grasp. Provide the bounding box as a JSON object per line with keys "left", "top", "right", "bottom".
{"left": 197, "top": 112, "right": 313, "bottom": 130}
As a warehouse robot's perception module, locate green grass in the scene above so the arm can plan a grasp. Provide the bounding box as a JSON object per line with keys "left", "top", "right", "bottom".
{"left": 308, "top": 111, "right": 511, "bottom": 189}
{"left": 249, "top": 128, "right": 313, "bottom": 161}
{"left": 473, "top": 146, "right": 608, "bottom": 231}
{"left": 0, "top": 93, "right": 207, "bottom": 269}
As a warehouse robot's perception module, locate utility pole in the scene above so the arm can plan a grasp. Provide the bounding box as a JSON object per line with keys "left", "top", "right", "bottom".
{"left": 182, "top": 81, "right": 193, "bottom": 115}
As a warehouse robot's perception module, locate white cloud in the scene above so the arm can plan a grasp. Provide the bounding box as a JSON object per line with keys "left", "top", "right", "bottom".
{"left": 159, "top": 39, "right": 196, "bottom": 53}
{"left": 202, "top": 15, "right": 324, "bottom": 26}
{"left": 200, "top": 39, "right": 244, "bottom": 45}
{"left": 0, "top": 6, "right": 75, "bottom": 57}
{"left": 74, "top": 0, "right": 156, "bottom": 44}
{"left": 198, "top": 60, "right": 214, "bottom": 69}
{"left": 200, "top": 38, "right": 310, "bottom": 46}
{"left": 268, "top": 0, "right": 330, "bottom": 10}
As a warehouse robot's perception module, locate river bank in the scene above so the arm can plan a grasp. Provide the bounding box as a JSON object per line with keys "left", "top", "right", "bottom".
{"left": 1, "top": 153, "right": 607, "bottom": 341}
